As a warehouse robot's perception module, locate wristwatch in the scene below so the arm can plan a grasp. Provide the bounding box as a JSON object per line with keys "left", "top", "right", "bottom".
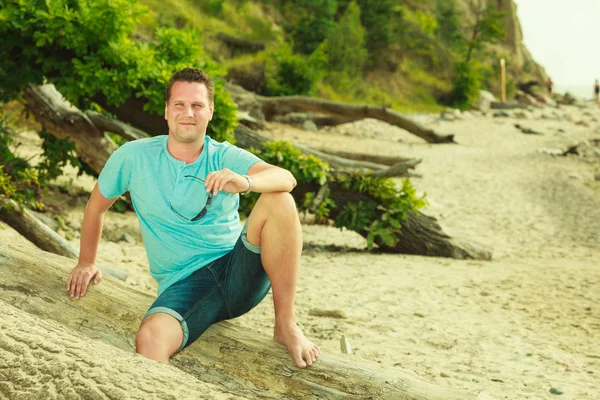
{"left": 240, "top": 175, "right": 253, "bottom": 196}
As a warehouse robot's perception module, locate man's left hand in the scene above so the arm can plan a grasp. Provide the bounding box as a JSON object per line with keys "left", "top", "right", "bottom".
{"left": 205, "top": 168, "right": 249, "bottom": 195}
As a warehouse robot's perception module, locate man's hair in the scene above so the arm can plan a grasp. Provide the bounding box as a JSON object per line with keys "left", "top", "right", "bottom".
{"left": 165, "top": 68, "right": 214, "bottom": 103}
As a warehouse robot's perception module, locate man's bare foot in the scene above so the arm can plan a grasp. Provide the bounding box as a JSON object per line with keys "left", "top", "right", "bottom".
{"left": 274, "top": 320, "right": 320, "bottom": 368}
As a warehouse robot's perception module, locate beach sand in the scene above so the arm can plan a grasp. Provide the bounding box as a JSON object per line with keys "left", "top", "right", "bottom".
{"left": 1, "top": 104, "right": 599, "bottom": 399}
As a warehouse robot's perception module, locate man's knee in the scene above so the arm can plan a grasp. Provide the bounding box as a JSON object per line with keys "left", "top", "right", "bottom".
{"left": 256, "top": 192, "right": 297, "bottom": 216}
{"left": 135, "top": 313, "right": 182, "bottom": 357}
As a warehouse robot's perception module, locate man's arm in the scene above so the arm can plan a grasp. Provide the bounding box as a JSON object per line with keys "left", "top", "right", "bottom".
{"left": 66, "top": 183, "right": 117, "bottom": 299}
{"left": 205, "top": 162, "right": 296, "bottom": 196}
{"left": 247, "top": 162, "right": 296, "bottom": 193}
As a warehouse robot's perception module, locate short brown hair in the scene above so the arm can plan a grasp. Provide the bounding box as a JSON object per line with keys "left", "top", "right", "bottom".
{"left": 165, "top": 68, "right": 214, "bottom": 103}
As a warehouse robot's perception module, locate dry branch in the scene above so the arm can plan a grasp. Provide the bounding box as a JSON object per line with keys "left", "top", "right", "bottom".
{"left": 0, "top": 241, "right": 493, "bottom": 400}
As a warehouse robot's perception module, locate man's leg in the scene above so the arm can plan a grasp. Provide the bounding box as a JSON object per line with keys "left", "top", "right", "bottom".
{"left": 245, "top": 192, "right": 320, "bottom": 368}
{"left": 135, "top": 313, "right": 183, "bottom": 363}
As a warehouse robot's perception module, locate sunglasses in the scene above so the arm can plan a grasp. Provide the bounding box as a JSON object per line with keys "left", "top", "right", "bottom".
{"left": 170, "top": 175, "right": 213, "bottom": 222}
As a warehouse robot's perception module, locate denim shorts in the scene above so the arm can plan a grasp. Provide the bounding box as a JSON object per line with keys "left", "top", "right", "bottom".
{"left": 142, "top": 226, "right": 271, "bottom": 351}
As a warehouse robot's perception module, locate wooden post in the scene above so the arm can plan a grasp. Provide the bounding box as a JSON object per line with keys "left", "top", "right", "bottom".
{"left": 500, "top": 58, "right": 506, "bottom": 102}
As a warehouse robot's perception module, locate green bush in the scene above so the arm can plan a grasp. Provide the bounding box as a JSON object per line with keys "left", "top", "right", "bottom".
{"left": 264, "top": 46, "right": 319, "bottom": 96}
{"left": 451, "top": 61, "right": 481, "bottom": 109}
{"left": 278, "top": 0, "right": 338, "bottom": 55}
{"left": 320, "top": 1, "right": 368, "bottom": 78}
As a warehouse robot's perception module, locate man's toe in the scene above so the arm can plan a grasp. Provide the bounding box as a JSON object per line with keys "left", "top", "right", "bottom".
{"left": 294, "top": 350, "right": 307, "bottom": 368}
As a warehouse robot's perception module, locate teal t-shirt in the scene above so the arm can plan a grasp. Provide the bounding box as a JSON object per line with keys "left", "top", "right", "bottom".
{"left": 97, "top": 135, "right": 261, "bottom": 296}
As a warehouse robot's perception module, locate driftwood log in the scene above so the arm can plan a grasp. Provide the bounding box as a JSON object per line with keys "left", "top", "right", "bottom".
{"left": 22, "top": 85, "right": 118, "bottom": 174}
{"left": 0, "top": 201, "right": 127, "bottom": 280}
{"left": 224, "top": 83, "right": 455, "bottom": 144}
{"left": 0, "top": 241, "right": 494, "bottom": 400}
{"left": 257, "top": 96, "right": 455, "bottom": 144}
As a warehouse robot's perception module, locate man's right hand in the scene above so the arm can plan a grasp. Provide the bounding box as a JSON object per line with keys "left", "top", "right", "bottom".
{"left": 66, "top": 262, "right": 103, "bottom": 299}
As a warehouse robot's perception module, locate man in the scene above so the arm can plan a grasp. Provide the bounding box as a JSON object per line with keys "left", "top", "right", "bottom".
{"left": 594, "top": 79, "right": 599, "bottom": 104}
{"left": 66, "top": 67, "right": 319, "bottom": 368}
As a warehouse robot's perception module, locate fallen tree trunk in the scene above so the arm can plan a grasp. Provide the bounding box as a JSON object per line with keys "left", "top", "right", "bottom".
{"left": 292, "top": 182, "right": 491, "bottom": 260}
{"left": 0, "top": 200, "right": 77, "bottom": 259}
{"left": 272, "top": 112, "right": 361, "bottom": 128}
{"left": 23, "top": 84, "right": 118, "bottom": 175}
{"left": 0, "top": 241, "right": 493, "bottom": 400}
{"left": 0, "top": 201, "right": 127, "bottom": 281}
{"left": 258, "top": 96, "right": 455, "bottom": 144}
{"left": 314, "top": 149, "right": 416, "bottom": 167}
{"left": 235, "top": 124, "right": 420, "bottom": 177}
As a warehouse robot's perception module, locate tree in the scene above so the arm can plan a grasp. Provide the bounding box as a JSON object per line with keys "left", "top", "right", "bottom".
{"left": 450, "top": 0, "right": 505, "bottom": 108}
{"left": 278, "top": 0, "right": 338, "bottom": 55}
{"left": 319, "top": 1, "right": 368, "bottom": 79}
{"left": 435, "top": 0, "right": 464, "bottom": 52}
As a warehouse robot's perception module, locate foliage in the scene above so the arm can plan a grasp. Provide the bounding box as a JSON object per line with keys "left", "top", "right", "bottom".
{"left": 264, "top": 46, "right": 320, "bottom": 96}
{"left": 252, "top": 141, "right": 330, "bottom": 185}
{"left": 238, "top": 140, "right": 331, "bottom": 218}
{"left": 334, "top": 174, "right": 427, "bottom": 248}
{"left": 240, "top": 140, "right": 426, "bottom": 249}
{"left": 449, "top": 2, "right": 506, "bottom": 108}
{"left": 464, "top": 3, "right": 506, "bottom": 63}
{"left": 338, "top": 0, "right": 402, "bottom": 62}
{"left": 37, "top": 130, "right": 83, "bottom": 182}
{"left": 434, "top": 0, "right": 464, "bottom": 52}
{"left": 318, "top": 1, "right": 368, "bottom": 80}
{"left": 450, "top": 61, "right": 481, "bottom": 109}
{"left": 0, "top": 0, "right": 237, "bottom": 143}
{"left": 0, "top": 112, "right": 42, "bottom": 211}
{"left": 278, "top": 0, "right": 338, "bottom": 55}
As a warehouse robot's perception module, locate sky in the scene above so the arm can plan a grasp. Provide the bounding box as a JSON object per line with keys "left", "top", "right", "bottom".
{"left": 515, "top": 0, "right": 600, "bottom": 90}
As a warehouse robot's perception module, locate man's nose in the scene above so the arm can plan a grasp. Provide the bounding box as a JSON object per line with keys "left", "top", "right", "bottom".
{"left": 183, "top": 105, "right": 194, "bottom": 117}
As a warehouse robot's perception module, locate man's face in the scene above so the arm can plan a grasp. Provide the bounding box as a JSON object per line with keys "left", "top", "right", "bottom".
{"left": 165, "top": 81, "right": 214, "bottom": 144}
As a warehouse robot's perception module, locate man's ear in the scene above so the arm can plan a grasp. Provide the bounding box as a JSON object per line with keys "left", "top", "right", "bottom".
{"left": 209, "top": 102, "right": 214, "bottom": 121}
{"left": 164, "top": 102, "right": 168, "bottom": 120}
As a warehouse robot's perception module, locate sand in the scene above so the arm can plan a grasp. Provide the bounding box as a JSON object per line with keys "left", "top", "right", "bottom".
{"left": 1, "top": 103, "right": 599, "bottom": 399}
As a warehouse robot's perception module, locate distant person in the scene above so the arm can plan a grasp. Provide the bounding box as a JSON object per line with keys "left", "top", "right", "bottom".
{"left": 546, "top": 77, "right": 553, "bottom": 96}
{"left": 595, "top": 79, "right": 599, "bottom": 103}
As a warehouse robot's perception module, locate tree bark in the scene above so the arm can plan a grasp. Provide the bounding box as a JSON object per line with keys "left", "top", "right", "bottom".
{"left": 257, "top": 96, "right": 455, "bottom": 143}
{"left": 0, "top": 241, "right": 493, "bottom": 400}
{"left": 292, "top": 182, "right": 492, "bottom": 260}
{"left": 235, "top": 124, "right": 420, "bottom": 177}
{"left": 23, "top": 85, "right": 118, "bottom": 175}
{"left": 0, "top": 201, "right": 128, "bottom": 281}
{"left": 0, "top": 200, "right": 77, "bottom": 259}
{"left": 314, "top": 149, "right": 417, "bottom": 166}
{"left": 272, "top": 112, "right": 362, "bottom": 128}
{"left": 85, "top": 110, "right": 149, "bottom": 141}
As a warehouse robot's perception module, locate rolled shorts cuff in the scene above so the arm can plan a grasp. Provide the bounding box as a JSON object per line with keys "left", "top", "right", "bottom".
{"left": 143, "top": 306, "right": 189, "bottom": 351}
{"left": 241, "top": 222, "right": 260, "bottom": 254}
